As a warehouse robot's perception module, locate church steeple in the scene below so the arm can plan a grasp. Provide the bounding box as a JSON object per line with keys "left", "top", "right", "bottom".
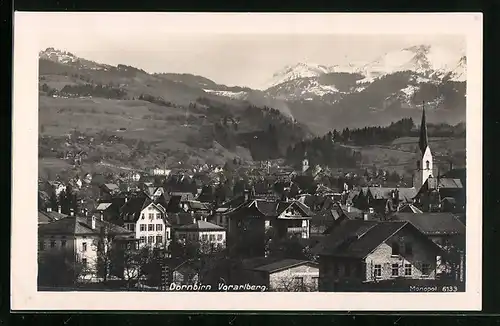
{"left": 419, "top": 102, "right": 428, "bottom": 155}
{"left": 413, "top": 102, "right": 433, "bottom": 190}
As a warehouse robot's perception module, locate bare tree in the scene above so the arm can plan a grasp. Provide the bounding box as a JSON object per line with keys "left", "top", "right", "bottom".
{"left": 272, "top": 274, "right": 318, "bottom": 292}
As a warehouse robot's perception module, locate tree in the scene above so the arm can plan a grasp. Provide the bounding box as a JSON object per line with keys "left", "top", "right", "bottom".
{"left": 38, "top": 251, "right": 86, "bottom": 288}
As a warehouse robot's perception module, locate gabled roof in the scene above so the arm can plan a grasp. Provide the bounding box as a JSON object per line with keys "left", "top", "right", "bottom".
{"left": 166, "top": 213, "right": 195, "bottom": 226}
{"left": 215, "top": 195, "right": 246, "bottom": 213}
{"left": 176, "top": 220, "right": 225, "bottom": 231}
{"left": 229, "top": 199, "right": 313, "bottom": 219}
{"left": 313, "top": 220, "right": 425, "bottom": 258}
{"left": 39, "top": 216, "right": 132, "bottom": 236}
{"left": 185, "top": 200, "right": 211, "bottom": 211}
{"left": 392, "top": 212, "right": 465, "bottom": 236}
{"left": 252, "top": 259, "right": 318, "bottom": 273}
{"left": 102, "top": 183, "right": 119, "bottom": 191}
{"left": 119, "top": 196, "right": 153, "bottom": 221}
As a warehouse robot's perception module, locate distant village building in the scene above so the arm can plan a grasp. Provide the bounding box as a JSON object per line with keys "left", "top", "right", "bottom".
{"left": 150, "top": 167, "right": 171, "bottom": 177}
{"left": 173, "top": 220, "right": 226, "bottom": 253}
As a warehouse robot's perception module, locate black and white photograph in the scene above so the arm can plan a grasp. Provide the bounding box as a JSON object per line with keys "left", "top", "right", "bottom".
{"left": 12, "top": 12, "right": 482, "bottom": 311}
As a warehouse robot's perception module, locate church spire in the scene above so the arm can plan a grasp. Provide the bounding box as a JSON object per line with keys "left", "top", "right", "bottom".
{"left": 419, "top": 101, "right": 428, "bottom": 155}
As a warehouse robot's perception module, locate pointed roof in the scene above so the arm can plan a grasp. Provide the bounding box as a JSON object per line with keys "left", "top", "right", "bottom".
{"left": 419, "top": 103, "right": 429, "bottom": 155}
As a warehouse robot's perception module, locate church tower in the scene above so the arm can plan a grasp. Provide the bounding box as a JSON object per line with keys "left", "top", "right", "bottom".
{"left": 413, "top": 104, "right": 433, "bottom": 190}
{"left": 302, "top": 152, "right": 310, "bottom": 174}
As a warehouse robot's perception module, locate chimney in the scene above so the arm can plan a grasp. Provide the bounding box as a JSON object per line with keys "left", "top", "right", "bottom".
{"left": 88, "top": 216, "right": 96, "bottom": 229}
{"left": 46, "top": 207, "right": 52, "bottom": 213}
{"left": 58, "top": 205, "right": 62, "bottom": 214}
{"left": 363, "top": 213, "right": 368, "bottom": 221}
{"left": 347, "top": 204, "right": 351, "bottom": 213}
{"left": 70, "top": 209, "right": 74, "bottom": 217}
{"left": 244, "top": 189, "right": 249, "bottom": 201}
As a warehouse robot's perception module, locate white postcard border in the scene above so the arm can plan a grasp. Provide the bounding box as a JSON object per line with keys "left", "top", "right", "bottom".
{"left": 11, "top": 12, "right": 483, "bottom": 311}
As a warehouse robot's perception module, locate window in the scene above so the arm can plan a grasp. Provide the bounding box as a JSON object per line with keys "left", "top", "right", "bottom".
{"left": 374, "top": 264, "right": 382, "bottom": 278}
{"left": 156, "top": 235, "right": 163, "bottom": 244}
{"left": 82, "top": 258, "right": 87, "bottom": 267}
{"left": 405, "top": 242, "right": 413, "bottom": 255}
{"left": 148, "top": 224, "right": 154, "bottom": 231}
{"left": 421, "top": 263, "right": 431, "bottom": 275}
{"left": 140, "top": 236, "right": 146, "bottom": 243}
{"left": 149, "top": 213, "right": 154, "bottom": 219}
{"left": 156, "top": 213, "right": 161, "bottom": 219}
{"left": 302, "top": 232, "right": 307, "bottom": 239}
{"left": 39, "top": 241, "right": 45, "bottom": 251}
{"left": 166, "top": 230, "right": 171, "bottom": 240}
{"left": 140, "top": 224, "right": 146, "bottom": 231}
{"left": 210, "top": 234, "right": 215, "bottom": 241}
{"left": 426, "top": 160, "right": 430, "bottom": 170}
{"left": 148, "top": 236, "right": 154, "bottom": 244}
{"left": 392, "top": 263, "right": 399, "bottom": 276}
{"left": 82, "top": 242, "right": 87, "bottom": 251}
{"left": 217, "top": 234, "right": 223, "bottom": 241}
{"left": 50, "top": 240, "right": 56, "bottom": 248}
{"left": 130, "top": 224, "right": 135, "bottom": 232}
{"left": 141, "top": 214, "right": 145, "bottom": 220}
{"left": 156, "top": 224, "right": 163, "bottom": 231}
{"left": 293, "top": 277, "right": 304, "bottom": 289}
{"left": 312, "top": 277, "right": 319, "bottom": 289}
{"left": 302, "top": 220, "right": 308, "bottom": 227}
{"left": 405, "top": 263, "right": 412, "bottom": 276}
{"left": 391, "top": 242, "right": 400, "bottom": 255}
{"left": 202, "top": 234, "right": 208, "bottom": 241}
{"left": 61, "top": 240, "right": 67, "bottom": 248}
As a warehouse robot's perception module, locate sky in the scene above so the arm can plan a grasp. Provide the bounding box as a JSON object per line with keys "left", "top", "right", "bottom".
{"left": 31, "top": 13, "right": 466, "bottom": 89}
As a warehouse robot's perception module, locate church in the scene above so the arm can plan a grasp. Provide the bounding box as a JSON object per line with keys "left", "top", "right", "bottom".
{"left": 412, "top": 106, "right": 465, "bottom": 213}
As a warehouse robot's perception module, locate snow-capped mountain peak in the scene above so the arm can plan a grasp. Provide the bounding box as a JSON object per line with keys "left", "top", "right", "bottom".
{"left": 264, "top": 62, "right": 334, "bottom": 89}
{"left": 39, "top": 47, "right": 79, "bottom": 64}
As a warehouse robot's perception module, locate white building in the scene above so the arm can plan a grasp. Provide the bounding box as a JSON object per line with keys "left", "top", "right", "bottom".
{"left": 120, "top": 197, "right": 171, "bottom": 249}
{"left": 38, "top": 215, "right": 134, "bottom": 280}
{"left": 174, "top": 220, "right": 226, "bottom": 252}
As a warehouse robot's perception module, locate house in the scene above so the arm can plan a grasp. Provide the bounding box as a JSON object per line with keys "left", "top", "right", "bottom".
{"left": 164, "top": 258, "right": 201, "bottom": 287}
{"left": 119, "top": 196, "right": 171, "bottom": 249}
{"left": 38, "top": 215, "right": 135, "bottom": 280}
{"left": 313, "top": 220, "right": 443, "bottom": 291}
{"left": 47, "top": 181, "right": 66, "bottom": 196}
{"left": 352, "top": 186, "right": 417, "bottom": 215}
{"left": 413, "top": 177, "right": 465, "bottom": 213}
{"left": 173, "top": 220, "right": 226, "bottom": 252}
{"left": 210, "top": 194, "right": 247, "bottom": 228}
{"left": 225, "top": 197, "right": 313, "bottom": 257}
{"left": 391, "top": 212, "right": 465, "bottom": 280}
{"left": 244, "top": 258, "right": 319, "bottom": 292}
{"left": 100, "top": 183, "right": 120, "bottom": 200}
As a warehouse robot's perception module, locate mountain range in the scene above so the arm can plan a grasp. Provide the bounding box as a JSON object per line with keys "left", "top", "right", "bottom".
{"left": 38, "top": 45, "right": 466, "bottom": 170}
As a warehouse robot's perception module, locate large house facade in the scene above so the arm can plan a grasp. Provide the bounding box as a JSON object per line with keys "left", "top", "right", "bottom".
{"left": 313, "top": 220, "right": 442, "bottom": 291}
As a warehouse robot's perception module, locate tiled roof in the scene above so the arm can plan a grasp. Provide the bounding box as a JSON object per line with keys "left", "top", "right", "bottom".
{"left": 392, "top": 212, "right": 465, "bottom": 235}
{"left": 252, "top": 259, "right": 318, "bottom": 273}
{"left": 96, "top": 203, "right": 112, "bottom": 211}
{"left": 313, "top": 220, "right": 412, "bottom": 258}
{"left": 176, "top": 220, "right": 224, "bottom": 231}
{"left": 368, "top": 187, "right": 416, "bottom": 201}
{"left": 38, "top": 210, "right": 68, "bottom": 224}
{"left": 39, "top": 216, "right": 132, "bottom": 236}
{"left": 428, "top": 178, "right": 463, "bottom": 189}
